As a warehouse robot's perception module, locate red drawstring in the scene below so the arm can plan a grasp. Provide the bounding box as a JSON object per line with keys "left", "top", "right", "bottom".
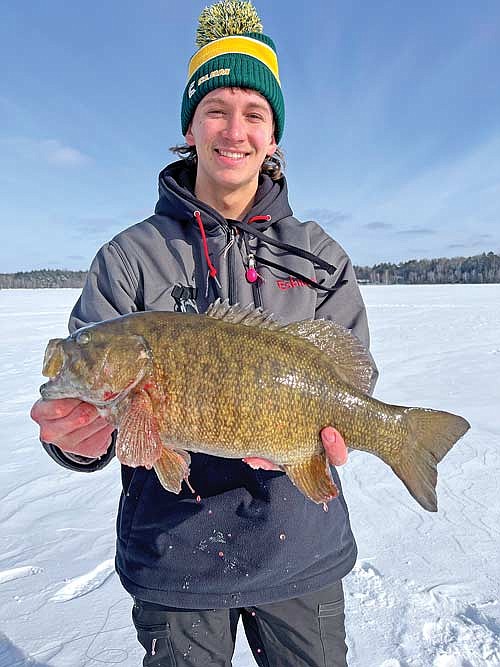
{"left": 194, "top": 211, "right": 271, "bottom": 288}
{"left": 194, "top": 210, "right": 218, "bottom": 280}
{"left": 248, "top": 215, "right": 271, "bottom": 224}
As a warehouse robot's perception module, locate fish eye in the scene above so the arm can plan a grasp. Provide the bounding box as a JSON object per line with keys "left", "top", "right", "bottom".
{"left": 75, "top": 330, "right": 91, "bottom": 346}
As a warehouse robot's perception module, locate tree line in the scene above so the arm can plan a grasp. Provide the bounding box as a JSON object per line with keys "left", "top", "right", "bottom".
{"left": 1, "top": 252, "right": 500, "bottom": 288}
{"left": 0, "top": 269, "right": 88, "bottom": 289}
{"left": 355, "top": 252, "right": 500, "bottom": 284}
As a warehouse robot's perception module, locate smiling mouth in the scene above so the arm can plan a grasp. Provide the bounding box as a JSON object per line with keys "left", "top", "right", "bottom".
{"left": 215, "top": 149, "right": 248, "bottom": 159}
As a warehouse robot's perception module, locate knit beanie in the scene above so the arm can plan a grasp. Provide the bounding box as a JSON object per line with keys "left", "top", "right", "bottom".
{"left": 181, "top": 0, "right": 285, "bottom": 143}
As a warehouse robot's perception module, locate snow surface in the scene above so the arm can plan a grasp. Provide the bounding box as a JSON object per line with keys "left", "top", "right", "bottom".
{"left": 1, "top": 285, "right": 499, "bottom": 666}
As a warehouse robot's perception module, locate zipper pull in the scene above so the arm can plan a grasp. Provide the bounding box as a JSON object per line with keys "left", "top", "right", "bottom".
{"left": 245, "top": 254, "right": 263, "bottom": 284}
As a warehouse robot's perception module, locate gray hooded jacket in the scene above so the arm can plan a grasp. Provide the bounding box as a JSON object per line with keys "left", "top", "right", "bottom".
{"left": 45, "top": 161, "right": 376, "bottom": 608}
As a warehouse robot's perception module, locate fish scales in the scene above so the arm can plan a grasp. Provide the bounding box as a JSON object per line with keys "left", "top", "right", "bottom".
{"left": 145, "top": 314, "right": 334, "bottom": 462}
{"left": 40, "top": 300, "right": 470, "bottom": 511}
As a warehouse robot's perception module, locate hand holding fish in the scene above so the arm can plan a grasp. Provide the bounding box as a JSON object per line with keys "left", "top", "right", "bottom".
{"left": 244, "top": 427, "right": 347, "bottom": 470}
{"left": 30, "top": 398, "right": 115, "bottom": 458}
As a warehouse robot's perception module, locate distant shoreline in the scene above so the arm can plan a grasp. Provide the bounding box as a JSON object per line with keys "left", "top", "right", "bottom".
{"left": 1, "top": 252, "right": 499, "bottom": 287}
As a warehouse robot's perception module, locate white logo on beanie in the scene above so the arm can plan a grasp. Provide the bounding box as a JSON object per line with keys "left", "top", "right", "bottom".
{"left": 188, "top": 68, "right": 231, "bottom": 99}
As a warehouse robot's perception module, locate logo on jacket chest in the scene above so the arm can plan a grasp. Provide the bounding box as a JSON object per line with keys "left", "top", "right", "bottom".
{"left": 276, "top": 276, "right": 310, "bottom": 291}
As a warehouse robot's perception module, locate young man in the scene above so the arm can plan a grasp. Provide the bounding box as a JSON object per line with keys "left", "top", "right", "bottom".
{"left": 31, "top": 2, "right": 376, "bottom": 665}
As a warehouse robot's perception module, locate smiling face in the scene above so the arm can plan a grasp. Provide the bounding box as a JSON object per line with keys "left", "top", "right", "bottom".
{"left": 185, "top": 87, "right": 277, "bottom": 215}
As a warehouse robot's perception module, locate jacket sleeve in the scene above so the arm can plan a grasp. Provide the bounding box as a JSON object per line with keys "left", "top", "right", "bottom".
{"left": 69, "top": 239, "right": 142, "bottom": 333}
{"left": 42, "top": 433, "right": 117, "bottom": 472}
{"left": 43, "top": 241, "right": 140, "bottom": 472}
{"left": 311, "top": 226, "right": 379, "bottom": 392}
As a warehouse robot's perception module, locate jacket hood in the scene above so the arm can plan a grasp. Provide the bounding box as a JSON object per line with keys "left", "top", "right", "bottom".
{"left": 154, "top": 160, "right": 293, "bottom": 231}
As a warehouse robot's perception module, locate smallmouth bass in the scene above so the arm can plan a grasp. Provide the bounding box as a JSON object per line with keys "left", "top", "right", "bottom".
{"left": 40, "top": 300, "right": 470, "bottom": 511}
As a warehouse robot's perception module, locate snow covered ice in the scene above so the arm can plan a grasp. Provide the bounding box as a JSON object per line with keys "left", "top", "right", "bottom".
{"left": 1, "top": 285, "right": 499, "bottom": 666}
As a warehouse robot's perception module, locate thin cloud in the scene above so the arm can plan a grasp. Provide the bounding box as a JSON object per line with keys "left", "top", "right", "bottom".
{"left": 397, "top": 227, "right": 436, "bottom": 236}
{"left": 302, "top": 209, "right": 352, "bottom": 226}
{"left": 2, "top": 137, "right": 91, "bottom": 167}
{"left": 67, "top": 211, "right": 151, "bottom": 240}
{"left": 470, "top": 237, "right": 495, "bottom": 247}
{"left": 447, "top": 243, "right": 469, "bottom": 250}
{"left": 364, "top": 221, "right": 393, "bottom": 230}
{"left": 42, "top": 140, "right": 90, "bottom": 166}
{"left": 448, "top": 233, "right": 494, "bottom": 251}
{"left": 72, "top": 217, "right": 123, "bottom": 237}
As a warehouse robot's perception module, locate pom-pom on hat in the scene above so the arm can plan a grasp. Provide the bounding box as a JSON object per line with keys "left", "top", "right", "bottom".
{"left": 181, "top": 0, "right": 285, "bottom": 143}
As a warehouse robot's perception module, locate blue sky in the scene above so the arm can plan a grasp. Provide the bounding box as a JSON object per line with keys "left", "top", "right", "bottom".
{"left": 1, "top": 1, "right": 499, "bottom": 271}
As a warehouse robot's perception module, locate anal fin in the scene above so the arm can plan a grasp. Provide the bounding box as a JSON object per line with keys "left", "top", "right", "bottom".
{"left": 283, "top": 454, "right": 339, "bottom": 504}
{"left": 154, "top": 448, "right": 192, "bottom": 494}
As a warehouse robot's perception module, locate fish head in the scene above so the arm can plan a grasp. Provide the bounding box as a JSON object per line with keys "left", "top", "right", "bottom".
{"left": 40, "top": 324, "right": 152, "bottom": 407}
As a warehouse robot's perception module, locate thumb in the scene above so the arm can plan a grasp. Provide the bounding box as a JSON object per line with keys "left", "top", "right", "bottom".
{"left": 321, "top": 427, "right": 348, "bottom": 466}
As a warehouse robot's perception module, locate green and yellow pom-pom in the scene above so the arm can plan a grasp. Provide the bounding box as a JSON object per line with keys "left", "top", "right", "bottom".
{"left": 196, "top": 0, "right": 263, "bottom": 48}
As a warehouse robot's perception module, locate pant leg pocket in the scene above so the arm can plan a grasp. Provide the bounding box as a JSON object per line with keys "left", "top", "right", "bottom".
{"left": 318, "top": 600, "right": 344, "bottom": 618}
{"left": 132, "top": 600, "right": 176, "bottom": 666}
{"left": 318, "top": 592, "right": 348, "bottom": 667}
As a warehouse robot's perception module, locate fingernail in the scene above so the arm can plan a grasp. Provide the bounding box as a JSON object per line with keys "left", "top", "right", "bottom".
{"left": 325, "top": 429, "right": 336, "bottom": 444}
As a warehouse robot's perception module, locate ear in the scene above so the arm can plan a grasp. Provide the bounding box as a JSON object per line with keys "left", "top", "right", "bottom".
{"left": 266, "top": 121, "right": 277, "bottom": 156}
{"left": 266, "top": 134, "right": 278, "bottom": 157}
{"left": 185, "top": 123, "right": 195, "bottom": 147}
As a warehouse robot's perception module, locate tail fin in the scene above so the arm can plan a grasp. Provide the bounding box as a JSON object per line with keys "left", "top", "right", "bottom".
{"left": 390, "top": 408, "right": 470, "bottom": 512}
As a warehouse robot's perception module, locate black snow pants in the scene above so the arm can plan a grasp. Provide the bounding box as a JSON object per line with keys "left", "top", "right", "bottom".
{"left": 131, "top": 579, "right": 348, "bottom": 667}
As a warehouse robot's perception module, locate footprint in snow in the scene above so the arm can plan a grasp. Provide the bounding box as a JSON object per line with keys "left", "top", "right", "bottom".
{"left": 50, "top": 559, "right": 115, "bottom": 602}
{"left": 432, "top": 656, "right": 469, "bottom": 667}
{"left": 404, "top": 587, "right": 500, "bottom": 666}
{"left": 0, "top": 566, "right": 43, "bottom": 584}
{"left": 346, "top": 561, "right": 500, "bottom": 666}
{"left": 348, "top": 559, "right": 397, "bottom": 609}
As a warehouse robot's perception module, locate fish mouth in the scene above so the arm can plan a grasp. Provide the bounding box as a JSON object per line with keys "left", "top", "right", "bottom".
{"left": 39, "top": 368, "right": 146, "bottom": 407}
{"left": 40, "top": 338, "right": 72, "bottom": 399}
{"left": 39, "top": 331, "right": 151, "bottom": 406}
{"left": 39, "top": 378, "right": 78, "bottom": 401}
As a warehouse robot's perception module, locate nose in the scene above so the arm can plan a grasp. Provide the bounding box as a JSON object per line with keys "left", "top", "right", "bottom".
{"left": 222, "top": 112, "right": 245, "bottom": 142}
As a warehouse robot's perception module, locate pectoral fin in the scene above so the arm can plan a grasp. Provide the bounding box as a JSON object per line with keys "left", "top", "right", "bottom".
{"left": 283, "top": 454, "right": 339, "bottom": 504}
{"left": 153, "top": 448, "right": 192, "bottom": 494}
{"left": 115, "top": 390, "right": 163, "bottom": 468}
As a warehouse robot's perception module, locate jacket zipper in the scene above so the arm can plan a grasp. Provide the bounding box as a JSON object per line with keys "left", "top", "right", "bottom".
{"left": 252, "top": 258, "right": 263, "bottom": 309}
{"left": 227, "top": 227, "right": 237, "bottom": 306}
{"left": 242, "top": 234, "right": 262, "bottom": 309}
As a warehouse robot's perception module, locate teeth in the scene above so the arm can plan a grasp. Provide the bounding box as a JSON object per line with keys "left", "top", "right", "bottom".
{"left": 218, "top": 150, "right": 246, "bottom": 159}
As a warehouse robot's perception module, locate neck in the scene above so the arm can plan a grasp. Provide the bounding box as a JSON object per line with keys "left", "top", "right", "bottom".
{"left": 194, "top": 179, "right": 258, "bottom": 221}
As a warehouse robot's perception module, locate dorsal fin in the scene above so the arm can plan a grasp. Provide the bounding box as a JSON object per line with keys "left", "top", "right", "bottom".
{"left": 205, "top": 299, "right": 283, "bottom": 330}
{"left": 282, "top": 320, "right": 377, "bottom": 394}
{"left": 205, "top": 300, "right": 376, "bottom": 394}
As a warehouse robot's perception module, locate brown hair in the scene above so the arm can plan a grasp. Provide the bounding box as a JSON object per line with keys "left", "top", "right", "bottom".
{"left": 169, "top": 144, "right": 286, "bottom": 181}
